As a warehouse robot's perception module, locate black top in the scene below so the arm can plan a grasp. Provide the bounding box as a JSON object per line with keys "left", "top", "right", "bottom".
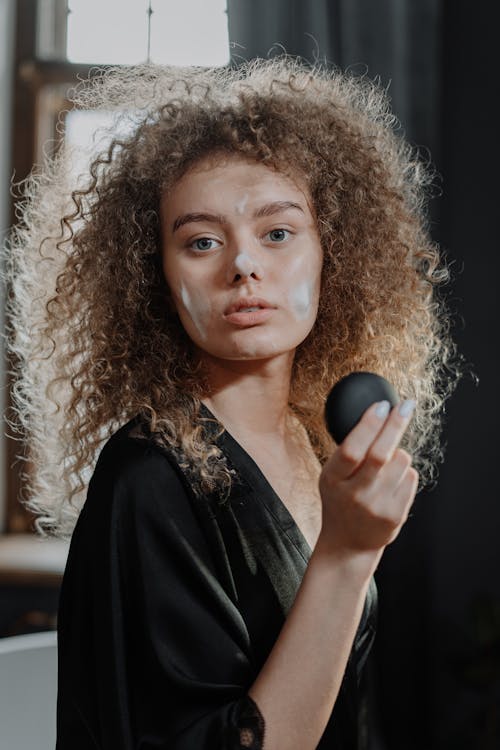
{"left": 56, "top": 409, "right": 377, "bottom": 749}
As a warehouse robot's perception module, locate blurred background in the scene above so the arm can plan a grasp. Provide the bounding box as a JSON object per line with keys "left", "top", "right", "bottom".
{"left": 0, "top": 1, "right": 498, "bottom": 749}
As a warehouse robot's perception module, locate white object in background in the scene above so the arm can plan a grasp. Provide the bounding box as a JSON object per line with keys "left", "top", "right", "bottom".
{"left": 0, "top": 630, "right": 57, "bottom": 750}
{"left": 0, "top": 533, "right": 69, "bottom": 584}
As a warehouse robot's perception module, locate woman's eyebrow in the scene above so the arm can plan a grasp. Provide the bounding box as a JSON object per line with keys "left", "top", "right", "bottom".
{"left": 253, "top": 200, "right": 305, "bottom": 218}
{"left": 172, "top": 212, "right": 227, "bottom": 233}
{"left": 171, "top": 201, "right": 304, "bottom": 233}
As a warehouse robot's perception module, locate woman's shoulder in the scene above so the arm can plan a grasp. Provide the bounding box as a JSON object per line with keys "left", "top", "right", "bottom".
{"left": 67, "top": 416, "right": 222, "bottom": 601}
{"left": 96, "top": 414, "right": 173, "bottom": 473}
{"left": 85, "top": 414, "right": 191, "bottom": 522}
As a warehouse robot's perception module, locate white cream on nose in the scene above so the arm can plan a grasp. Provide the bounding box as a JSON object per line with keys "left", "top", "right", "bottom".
{"left": 234, "top": 252, "right": 255, "bottom": 276}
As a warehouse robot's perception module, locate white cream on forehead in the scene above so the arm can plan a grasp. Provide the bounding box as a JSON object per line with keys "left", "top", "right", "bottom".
{"left": 235, "top": 194, "right": 249, "bottom": 215}
{"left": 180, "top": 283, "right": 210, "bottom": 341}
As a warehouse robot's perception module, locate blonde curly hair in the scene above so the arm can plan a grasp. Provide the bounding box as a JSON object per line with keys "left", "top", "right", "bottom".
{"left": 4, "top": 57, "right": 462, "bottom": 537}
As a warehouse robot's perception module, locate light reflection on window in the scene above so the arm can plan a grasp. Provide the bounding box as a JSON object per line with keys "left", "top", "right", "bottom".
{"left": 66, "top": 0, "right": 229, "bottom": 67}
{"left": 149, "top": 0, "right": 229, "bottom": 66}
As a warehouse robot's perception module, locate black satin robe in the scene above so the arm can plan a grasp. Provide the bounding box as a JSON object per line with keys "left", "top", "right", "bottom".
{"left": 56, "top": 410, "right": 377, "bottom": 749}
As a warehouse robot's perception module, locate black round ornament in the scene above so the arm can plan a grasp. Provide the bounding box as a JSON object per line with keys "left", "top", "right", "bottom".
{"left": 325, "top": 371, "right": 399, "bottom": 444}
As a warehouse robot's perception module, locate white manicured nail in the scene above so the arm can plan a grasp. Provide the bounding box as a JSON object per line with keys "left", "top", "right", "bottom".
{"left": 375, "top": 400, "right": 390, "bottom": 418}
{"left": 398, "top": 399, "right": 416, "bottom": 418}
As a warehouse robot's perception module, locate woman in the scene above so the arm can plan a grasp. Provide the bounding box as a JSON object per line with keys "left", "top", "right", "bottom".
{"left": 5, "top": 59, "right": 460, "bottom": 749}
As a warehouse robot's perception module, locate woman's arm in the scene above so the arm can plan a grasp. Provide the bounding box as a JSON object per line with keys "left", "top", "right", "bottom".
{"left": 57, "top": 434, "right": 265, "bottom": 750}
{"left": 248, "top": 400, "right": 418, "bottom": 750}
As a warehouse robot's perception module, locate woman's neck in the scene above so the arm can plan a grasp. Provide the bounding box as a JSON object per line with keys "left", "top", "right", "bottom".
{"left": 200, "top": 351, "right": 294, "bottom": 441}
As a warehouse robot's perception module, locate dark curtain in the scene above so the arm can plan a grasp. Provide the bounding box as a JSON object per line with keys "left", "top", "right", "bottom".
{"left": 226, "top": 2, "right": 500, "bottom": 749}
{"left": 228, "top": 0, "right": 442, "bottom": 163}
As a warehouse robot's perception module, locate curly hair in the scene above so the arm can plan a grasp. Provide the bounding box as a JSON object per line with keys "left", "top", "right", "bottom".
{"left": 4, "top": 57, "right": 462, "bottom": 537}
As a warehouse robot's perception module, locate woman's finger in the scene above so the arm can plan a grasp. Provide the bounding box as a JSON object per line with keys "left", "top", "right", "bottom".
{"left": 351, "top": 399, "right": 416, "bottom": 487}
{"left": 386, "top": 465, "right": 420, "bottom": 533}
{"left": 327, "top": 400, "right": 393, "bottom": 481}
{"left": 393, "top": 465, "right": 419, "bottom": 510}
{"left": 370, "top": 448, "right": 413, "bottom": 500}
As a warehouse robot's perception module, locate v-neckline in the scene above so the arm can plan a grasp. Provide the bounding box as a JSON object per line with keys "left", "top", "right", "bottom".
{"left": 199, "top": 403, "right": 313, "bottom": 562}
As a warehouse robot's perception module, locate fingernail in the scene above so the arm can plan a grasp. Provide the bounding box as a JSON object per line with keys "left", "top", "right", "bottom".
{"left": 375, "top": 400, "right": 390, "bottom": 418}
{"left": 398, "top": 399, "right": 416, "bottom": 418}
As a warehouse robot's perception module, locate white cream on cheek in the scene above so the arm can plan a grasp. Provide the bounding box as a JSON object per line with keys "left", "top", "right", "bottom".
{"left": 286, "top": 256, "right": 320, "bottom": 322}
{"left": 288, "top": 278, "right": 314, "bottom": 320}
{"left": 180, "top": 283, "right": 211, "bottom": 341}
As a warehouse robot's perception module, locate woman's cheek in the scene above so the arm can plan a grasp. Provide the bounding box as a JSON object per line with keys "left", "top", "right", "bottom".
{"left": 288, "top": 278, "right": 315, "bottom": 321}
{"left": 178, "top": 283, "right": 212, "bottom": 342}
{"left": 286, "top": 255, "right": 321, "bottom": 323}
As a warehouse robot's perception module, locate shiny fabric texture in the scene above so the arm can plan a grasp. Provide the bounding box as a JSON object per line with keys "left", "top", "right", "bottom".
{"left": 56, "top": 410, "right": 377, "bottom": 749}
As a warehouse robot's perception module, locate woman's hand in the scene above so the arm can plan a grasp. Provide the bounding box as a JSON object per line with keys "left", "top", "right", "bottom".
{"left": 317, "top": 400, "right": 419, "bottom": 559}
{"left": 249, "top": 399, "right": 417, "bottom": 750}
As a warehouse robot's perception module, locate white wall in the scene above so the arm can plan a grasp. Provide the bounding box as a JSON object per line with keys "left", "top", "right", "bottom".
{"left": 0, "top": 0, "right": 15, "bottom": 532}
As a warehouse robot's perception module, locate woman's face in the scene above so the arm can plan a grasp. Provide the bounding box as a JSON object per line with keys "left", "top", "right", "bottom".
{"left": 160, "top": 154, "right": 323, "bottom": 363}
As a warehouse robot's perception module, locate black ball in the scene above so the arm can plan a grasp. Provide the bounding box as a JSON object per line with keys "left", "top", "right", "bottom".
{"left": 325, "top": 372, "right": 399, "bottom": 444}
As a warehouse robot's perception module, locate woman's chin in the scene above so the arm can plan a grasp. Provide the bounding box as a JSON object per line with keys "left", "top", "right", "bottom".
{"left": 198, "top": 343, "right": 294, "bottom": 365}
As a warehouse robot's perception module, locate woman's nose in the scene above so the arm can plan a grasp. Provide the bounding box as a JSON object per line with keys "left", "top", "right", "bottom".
{"left": 227, "top": 249, "right": 264, "bottom": 284}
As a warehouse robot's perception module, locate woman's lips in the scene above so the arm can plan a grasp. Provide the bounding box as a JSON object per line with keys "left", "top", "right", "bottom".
{"left": 223, "top": 308, "right": 275, "bottom": 326}
{"left": 224, "top": 297, "right": 274, "bottom": 315}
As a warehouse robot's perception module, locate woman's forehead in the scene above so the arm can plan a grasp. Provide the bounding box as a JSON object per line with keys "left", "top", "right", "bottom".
{"left": 161, "top": 153, "right": 314, "bottom": 217}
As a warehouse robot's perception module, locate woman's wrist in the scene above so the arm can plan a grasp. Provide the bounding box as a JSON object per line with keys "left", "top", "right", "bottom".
{"left": 311, "top": 532, "right": 382, "bottom": 583}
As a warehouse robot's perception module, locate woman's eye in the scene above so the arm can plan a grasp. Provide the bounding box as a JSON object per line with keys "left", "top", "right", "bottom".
{"left": 190, "top": 237, "right": 220, "bottom": 252}
{"left": 266, "top": 228, "right": 290, "bottom": 243}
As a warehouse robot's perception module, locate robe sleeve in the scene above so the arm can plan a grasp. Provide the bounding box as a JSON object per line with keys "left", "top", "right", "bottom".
{"left": 56, "top": 434, "right": 266, "bottom": 750}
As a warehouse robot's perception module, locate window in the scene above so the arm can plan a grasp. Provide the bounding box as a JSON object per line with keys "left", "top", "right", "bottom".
{"left": 67, "top": 0, "right": 229, "bottom": 67}
{"left": 39, "top": 0, "right": 230, "bottom": 163}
